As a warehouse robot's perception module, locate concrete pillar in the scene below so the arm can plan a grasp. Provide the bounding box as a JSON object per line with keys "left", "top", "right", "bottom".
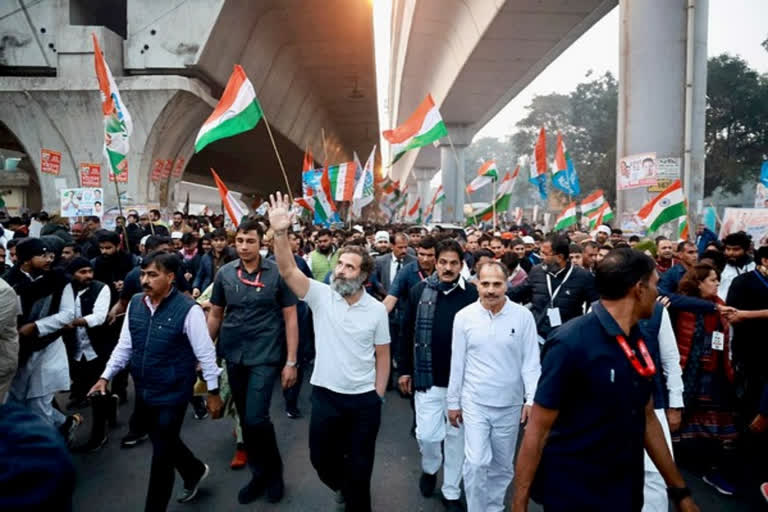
{"left": 438, "top": 125, "right": 472, "bottom": 223}
{"left": 412, "top": 167, "right": 437, "bottom": 219}
{"left": 616, "top": 0, "right": 708, "bottom": 225}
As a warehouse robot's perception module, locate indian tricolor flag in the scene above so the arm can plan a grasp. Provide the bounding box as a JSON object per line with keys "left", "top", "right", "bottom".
{"left": 328, "top": 161, "right": 357, "bottom": 202}
{"left": 382, "top": 94, "right": 448, "bottom": 164}
{"left": 587, "top": 202, "right": 614, "bottom": 230}
{"left": 312, "top": 164, "right": 337, "bottom": 222}
{"left": 195, "top": 65, "right": 263, "bottom": 153}
{"left": 496, "top": 171, "right": 514, "bottom": 197}
{"left": 211, "top": 168, "right": 247, "bottom": 227}
{"left": 466, "top": 160, "right": 498, "bottom": 194}
{"left": 580, "top": 189, "right": 606, "bottom": 216}
{"left": 637, "top": 179, "right": 686, "bottom": 232}
{"left": 554, "top": 202, "right": 578, "bottom": 231}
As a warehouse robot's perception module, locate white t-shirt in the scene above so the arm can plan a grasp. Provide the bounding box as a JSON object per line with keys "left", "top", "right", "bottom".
{"left": 302, "top": 279, "right": 390, "bottom": 394}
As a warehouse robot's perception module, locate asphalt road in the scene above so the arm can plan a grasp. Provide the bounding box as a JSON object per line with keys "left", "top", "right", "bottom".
{"left": 67, "top": 376, "right": 762, "bottom": 511}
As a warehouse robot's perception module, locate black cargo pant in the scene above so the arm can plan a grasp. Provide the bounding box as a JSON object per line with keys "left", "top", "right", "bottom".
{"left": 309, "top": 386, "right": 382, "bottom": 512}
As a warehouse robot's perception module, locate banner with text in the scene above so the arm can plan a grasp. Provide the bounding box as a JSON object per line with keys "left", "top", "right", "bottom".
{"left": 61, "top": 187, "right": 104, "bottom": 218}
{"left": 617, "top": 152, "right": 659, "bottom": 190}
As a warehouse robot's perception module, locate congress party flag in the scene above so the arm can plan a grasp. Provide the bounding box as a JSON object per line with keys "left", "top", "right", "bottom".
{"left": 383, "top": 94, "right": 448, "bottom": 164}
{"left": 466, "top": 160, "right": 498, "bottom": 194}
{"left": 93, "top": 33, "right": 133, "bottom": 178}
{"left": 551, "top": 131, "right": 580, "bottom": 196}
{"left": 328, "top": 161, "right": 357, "bottom": 202}
{"left": 195, "top": 65, "right": 263, "bottom": 153}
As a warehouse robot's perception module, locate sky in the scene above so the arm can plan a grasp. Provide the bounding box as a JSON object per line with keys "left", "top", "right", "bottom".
{"left": 474, "top": 0, "right": 768, "bottom": 141}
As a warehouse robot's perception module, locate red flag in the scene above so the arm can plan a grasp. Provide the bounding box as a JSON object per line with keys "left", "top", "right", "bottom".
{"left": 302, "top": 146, "right": 314, "bottom": 173}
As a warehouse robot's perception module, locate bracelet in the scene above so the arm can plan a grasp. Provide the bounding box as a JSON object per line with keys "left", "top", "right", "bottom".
{"left": 274, "top": 228, "right": 288, "bottom": 238}
{"left": 285, "top": 360, "right": 297, "bottom": 368}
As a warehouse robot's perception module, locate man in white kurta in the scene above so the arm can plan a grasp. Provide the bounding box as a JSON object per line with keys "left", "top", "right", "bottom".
{"left": 447, "top": 262, "right": 541, "bottom": 512}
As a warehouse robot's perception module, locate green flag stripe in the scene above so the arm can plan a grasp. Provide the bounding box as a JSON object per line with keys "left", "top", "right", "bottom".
{"left": 195, "top": 100, "right": 263, "bottom": 153}
{"left": 648, "top": 202, "right": 687, "bottom": 232}
{"left": 391, "top": 121, "right": 448, "bottom": 164}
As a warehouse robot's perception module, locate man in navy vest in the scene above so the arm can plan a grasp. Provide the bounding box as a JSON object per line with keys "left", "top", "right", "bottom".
{"left": 90, "top": 251, "right": 222, "bottom": 511}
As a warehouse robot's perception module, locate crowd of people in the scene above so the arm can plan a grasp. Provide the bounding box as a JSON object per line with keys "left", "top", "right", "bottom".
{"left": 0, "top": 199, "right": 767, "bottom": 512}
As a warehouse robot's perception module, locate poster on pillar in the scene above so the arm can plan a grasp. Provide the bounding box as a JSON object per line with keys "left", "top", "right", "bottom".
{"left": 60, "top": 188, "right": 104, "bottom": 218}
{"left": 79, "top": 163, "right": 102, "bottom": 187}
{"left": 647, "top": 157, "right": 680, "bottom": 193}
{"left": 617, "top": 153, "right": 659, "bottom": 190}
{"left": 40, "top": 148, "right": 61, "bottom": 176}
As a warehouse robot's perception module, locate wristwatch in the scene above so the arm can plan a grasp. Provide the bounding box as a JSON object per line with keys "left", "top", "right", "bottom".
{"left": 666, "top": 486, "right": 691, "bottom": 504}
{"left": 285, "top": 360, "right": 297, "bottom": 368}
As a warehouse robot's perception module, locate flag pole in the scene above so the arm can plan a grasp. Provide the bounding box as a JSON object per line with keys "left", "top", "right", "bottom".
{"left": 492, "top": 177, "right": 497, "bottom": 231}
{"left": 261, "top": 115, "right": 294, "bottom": 202}
{"left": 446, "top": 133, "right": 479, "bottom": 226}
{"left": 110, "top": 172, "right": 132, "bottom": 253}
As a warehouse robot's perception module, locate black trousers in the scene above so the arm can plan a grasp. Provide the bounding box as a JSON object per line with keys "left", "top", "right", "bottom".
{"left": 70, "top": 356, "right": 107, "bottom": 400}
{"left": 227, "top": 363, "right": 283, "bottom": 481}
{"left": 138, "top": 396, "right": 205, "bottom": 512}
{"left": 309, "top": 386, "right": 382, "bottom": 512}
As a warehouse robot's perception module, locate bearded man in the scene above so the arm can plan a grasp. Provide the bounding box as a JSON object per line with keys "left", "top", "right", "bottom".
{"left": 268, "top": 192, "right": 390, "bottom": 512}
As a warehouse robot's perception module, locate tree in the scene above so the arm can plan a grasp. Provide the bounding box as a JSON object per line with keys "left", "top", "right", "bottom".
{"left": 704, "top": 55, "right": 768, "bottom": 196}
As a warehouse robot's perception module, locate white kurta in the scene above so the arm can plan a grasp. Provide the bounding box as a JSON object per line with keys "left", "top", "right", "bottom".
{"left": 10, "top": 286, "right": 74, "bottom": 399}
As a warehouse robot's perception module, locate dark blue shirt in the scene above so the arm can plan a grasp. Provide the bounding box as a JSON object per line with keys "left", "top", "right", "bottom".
{"left": 531, "top": 302, "right": 653, "bottom": 512}
{"left": 388, "top": 260, "right": 430, "bottom": 300}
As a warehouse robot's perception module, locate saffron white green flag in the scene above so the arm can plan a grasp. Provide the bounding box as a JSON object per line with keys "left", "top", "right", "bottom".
{"left": 580, "top": 189, "right": 606, "bottom": 216}
{"left": 382, "top": 94, "right": 448, "bottom": 164}
{"left": 554, "top": 202, "right": 578, "bottom": 231}
{"left": 195, "top": 65, "right": 263, "bottom": 153}
{"left": 93, "top": 33, "right": 133, "bottom": 177}
{"left": 637, "top": 179, "right": 686, "bottom": 232}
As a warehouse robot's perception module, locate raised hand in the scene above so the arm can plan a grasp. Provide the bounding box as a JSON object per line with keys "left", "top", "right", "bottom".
{"left": 267, "top": 192, "right": 293, "bottom": 232}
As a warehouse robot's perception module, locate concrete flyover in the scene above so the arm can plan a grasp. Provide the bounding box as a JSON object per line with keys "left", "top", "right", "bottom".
{"left": 382, "top": 0, "right": 617, "bottom": 222}
{"left": 0, "top": 0, "right": 378, "bottom": 212}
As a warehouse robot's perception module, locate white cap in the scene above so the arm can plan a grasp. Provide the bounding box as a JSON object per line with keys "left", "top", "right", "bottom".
{"left": 352, "top": 224, "right": 364, "bottom": 234}
{"left": 374, "top": 230, "right": 390, "bottom": 243}
{"left": 521, "top": 236, "right": 535, "bottom": 244}
{"left": 596, "top": 225, "right": 611, "bottom": 235}
{"left": 171, "top": 231, "right": 183, "bottom": 239}
{"left": 140, "top": 235, "right": 150, "bottom": 246}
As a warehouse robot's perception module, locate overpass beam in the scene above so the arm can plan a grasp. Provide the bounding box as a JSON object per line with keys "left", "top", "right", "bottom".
{"left": 438, "top": 125, "right": 472, "bottom": 223}
{"left": 616, "top": 0, "right": 708, "bottom": 229}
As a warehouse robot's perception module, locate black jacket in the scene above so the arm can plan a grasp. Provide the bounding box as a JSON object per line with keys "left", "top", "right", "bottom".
{"left": 507, "top": 262, "right": 598, "bottom": 339}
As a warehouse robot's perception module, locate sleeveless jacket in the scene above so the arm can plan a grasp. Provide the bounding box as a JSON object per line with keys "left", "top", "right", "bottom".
{"left": 128, "top": 289, "right": 198, "bottom": 405}
{"left": 62, "top": 280, "right": 114, "bottom": 359}
{"left": 310, "top": 249, "right": 339, "bottom": 281}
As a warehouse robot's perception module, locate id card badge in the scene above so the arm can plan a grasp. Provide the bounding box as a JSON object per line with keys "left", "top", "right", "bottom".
{"left": 547, "top": 307, "right": 562, "bottom": 327}
{"left": 711, "top": 331, "right": 725, "bottom": 351}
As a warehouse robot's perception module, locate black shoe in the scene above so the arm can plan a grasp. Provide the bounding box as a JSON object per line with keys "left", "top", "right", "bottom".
{"left": 419, "top": 472, "right": 437, "bottom": 497}
{"left": 285, "top": 406, "right": 302, "bottom": 419}
{"left": 265, "top": 474, "right": 284, "bottom": 503}
{"left": 74, "top": 433, "right": 109, "bottom": 453}
{"left": 238, "top": 477, "right": 265, "bottom": 504}
{"left": 441, "top": 495, "right": 465, "bottom": 511}
{"left": 120, "top": 431, "right": 148, "bottom": 448}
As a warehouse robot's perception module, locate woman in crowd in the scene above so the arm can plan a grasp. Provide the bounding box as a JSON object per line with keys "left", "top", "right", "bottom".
{"left": 672, "top": 262, "right": 739, "bottom": 496}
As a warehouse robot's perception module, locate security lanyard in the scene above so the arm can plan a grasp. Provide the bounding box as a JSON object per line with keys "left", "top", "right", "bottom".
{"left": 615, "top": 335, "right": 656, "bottom": 378}
{"left": 546, "top": 264, "right": 574, "bottom": 308}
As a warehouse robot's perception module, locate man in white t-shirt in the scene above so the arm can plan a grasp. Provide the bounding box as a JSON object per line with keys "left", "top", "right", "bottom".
{"left": 267, "top": 192, "right": 390, "bottom": 512}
